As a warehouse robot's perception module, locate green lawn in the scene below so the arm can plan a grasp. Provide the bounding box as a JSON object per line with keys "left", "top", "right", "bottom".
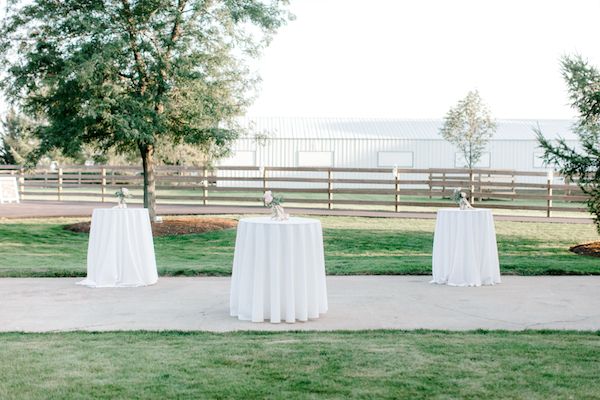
{"left": 0, "top": 215, "right": 598, "bottom": 277}
{"left": 0, "top": 330, "right": 599, "bottom": 399}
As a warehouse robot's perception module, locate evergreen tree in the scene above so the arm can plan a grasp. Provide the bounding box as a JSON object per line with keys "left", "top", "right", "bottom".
{"left": 537, "top": 55, "right": 600, "bottom": 233}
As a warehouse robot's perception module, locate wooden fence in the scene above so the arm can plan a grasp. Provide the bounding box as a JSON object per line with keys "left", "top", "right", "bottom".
{"left": 0, "top": 165, "right": 589, "bottom": 217}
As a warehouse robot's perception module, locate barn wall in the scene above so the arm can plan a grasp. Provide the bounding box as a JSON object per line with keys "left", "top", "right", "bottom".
{"left": 218, "top": 138, "right": 579, "bottom": 188}
{"left": 226, "top": 138, "right": 576, "bottom": 169}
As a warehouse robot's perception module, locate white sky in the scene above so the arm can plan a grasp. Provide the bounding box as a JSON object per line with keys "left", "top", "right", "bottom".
{"left": 247, "top": 0, "right": 600, "bottom": 120}
{"left": 1, "top": 0, "right": 599, "bottom": 120}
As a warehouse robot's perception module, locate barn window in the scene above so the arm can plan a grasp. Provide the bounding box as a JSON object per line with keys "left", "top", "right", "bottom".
{"left": 297, "top": 151, "right": 333, "bottom": 167}
{"left": 454, "top": 152, "right": 490, "bottom": 168}
{"left": 377, "top": 151, "right": 414, "bottom": 168}
{"left": 219, "top": 151, "right": 256, "bottom": 166}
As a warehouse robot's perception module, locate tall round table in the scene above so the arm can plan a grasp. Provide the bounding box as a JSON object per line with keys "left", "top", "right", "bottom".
{"left": 431, "top": 208, "right": 501, "bottom": 287}
{"left": 230, "top": 217, "right": 328, "bottom": 323}
{"left": 78, "top": 208, "right": 158, "bottom": 288}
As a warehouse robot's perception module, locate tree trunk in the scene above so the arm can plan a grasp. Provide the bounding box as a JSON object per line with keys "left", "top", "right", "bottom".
{"left": 468, "top": 141, "right": 473, "bottom": 169}
{"left": 140, "top": 143, "right": 157, "bottom": 221}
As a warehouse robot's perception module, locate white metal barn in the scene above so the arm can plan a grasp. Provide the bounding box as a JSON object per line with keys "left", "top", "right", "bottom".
{"left": 221, "top": 117, "right": 577, "bottom": 170}
{"left": 216, "top": 118, "right": 578, "bottom": 189}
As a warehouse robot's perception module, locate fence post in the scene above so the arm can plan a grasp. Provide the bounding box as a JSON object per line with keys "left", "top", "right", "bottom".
{"left": 101, "top": 167, "right": 106, "bottom": 202}
{"left": 547, "top": 170, "right": 553, "bottom": 218}
{"left": 19, "top": 167, "right": 25, "bottom": 201}
{"left": 442, "top": 172, "right": 446, "bottom": 194}
{"left": 468, "top": 170, "right": 475, "bottom": 204}
{"left": 394, "top": 168, "right": 400, "bottom": 212}
{"left": 511, "top": 172, "right": 516, "bottom": 201}
{"left": 262, "top": 166, "right": 268, "bottom": 192}
{"left": 203, "top": 167, "right": 208, "bottom": 206}
{"left": 428, "top": 171, "right": 432, "bottom": 199}
{"left": 57, "top": 168, "right": 63, "bottom": 201}
{"left": 477, "top": 172, "right": 482, "bottom": 202}
{"left": 327, "top": 169, "right": 333, "bottom": 210}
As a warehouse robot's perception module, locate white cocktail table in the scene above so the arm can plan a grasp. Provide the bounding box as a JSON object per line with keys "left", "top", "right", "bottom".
{"left": 230, "top": 217, "right": 328, "bottom": 323}
{"left": 431, "top": 208, "right": 501, "bottom": 287}
{"left": 78, "top": 208, "right": 158, "bottom": 288}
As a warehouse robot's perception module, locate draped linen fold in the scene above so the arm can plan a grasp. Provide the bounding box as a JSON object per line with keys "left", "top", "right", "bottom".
{"left": 230, "top": 217, "right": 328, "bottom": 323}
{"left": 78, "top": 208, "right": 158, "bottom": 288}
{"left": 431, "top": 208, "right": 501, "bottom": 287}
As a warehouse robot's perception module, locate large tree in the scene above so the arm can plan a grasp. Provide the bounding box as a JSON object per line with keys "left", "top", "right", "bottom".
{"left": 537, "top": 55, "right": 600, "bottom": 233}
{"left": 0, "top": 0, "right": 290, "bottom": 219}
{"left": 440, "top": 90, "right": 496, "bottom": 169}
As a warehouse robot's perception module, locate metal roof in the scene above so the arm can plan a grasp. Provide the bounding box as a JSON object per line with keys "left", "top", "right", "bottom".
{"left": 239, "top": 117, "right": 578, "bottom": 141}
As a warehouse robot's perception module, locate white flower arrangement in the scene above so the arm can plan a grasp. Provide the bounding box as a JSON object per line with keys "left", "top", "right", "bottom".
{"left": 451, "top": 188, "right": 462, "bottom": 204}
{"left": 263, "top": 190, "right": 288, "bottom": 220}
{"left": 114, "top": 187, "right": 132, "bottom": 208}
{"left": 115, "top": 187, "right": 131, "bottom": 200}
{"left": 263, "top": 190, "right": 283, "bottom": 207}
{"left": 451, "top": 187, "right": 473, "bottom": 210}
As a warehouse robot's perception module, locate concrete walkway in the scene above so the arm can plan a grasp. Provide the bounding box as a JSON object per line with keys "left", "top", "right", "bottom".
{"left": 2, "top": 276, "right": 599, "bottom": 332}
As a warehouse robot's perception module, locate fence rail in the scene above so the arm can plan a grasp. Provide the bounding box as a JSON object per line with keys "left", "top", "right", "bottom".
{"left": 0, "top": 165, "right": 589, "bottom": 217}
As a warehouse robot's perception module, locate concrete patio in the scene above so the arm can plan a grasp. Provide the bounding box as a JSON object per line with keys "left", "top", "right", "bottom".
{"left": 2, "top": 276, "right": 599, "bottom": 332}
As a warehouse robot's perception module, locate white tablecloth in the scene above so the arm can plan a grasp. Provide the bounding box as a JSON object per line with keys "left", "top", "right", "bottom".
{"left": 431, "top": 208, "right": 501, "bottom": 287}
{"left": 78, "top": 208, "right": 158, "bottom": 288}
{"left": 230, "top": 217, "right": 328, "bottom": 323}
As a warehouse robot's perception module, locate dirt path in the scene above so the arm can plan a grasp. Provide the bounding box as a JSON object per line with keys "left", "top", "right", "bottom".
{"left": 0, "top": 200, "right": 593, "bottom": 224}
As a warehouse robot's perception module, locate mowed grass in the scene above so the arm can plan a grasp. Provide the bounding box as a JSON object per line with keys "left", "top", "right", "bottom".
{"left": 0, "top": 215, "right": 598, "bottom": 277}
{"left": 1, "top": 330, "right": 599, "bottom": 399}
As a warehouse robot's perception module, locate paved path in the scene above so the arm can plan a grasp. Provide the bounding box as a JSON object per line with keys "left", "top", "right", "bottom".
{"left": 0, "top": 200, "right": 593, "bottom": 224}
{"left": 2, "top": 276, "right": 599, "bottom": 332}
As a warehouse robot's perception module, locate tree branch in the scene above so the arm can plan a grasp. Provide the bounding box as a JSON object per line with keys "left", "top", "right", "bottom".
{"left": 154, "top": 0, "right": 188, "bottom": 113}
{"left": 120, "top": 0, "right": 149, "bottom": 95}
{"left": 166, "top": 0, "right": 188, "bottom": 60}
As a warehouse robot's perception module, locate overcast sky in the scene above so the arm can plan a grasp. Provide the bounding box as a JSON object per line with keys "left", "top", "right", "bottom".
{"left": 247, "top": 0, "right": 600, "bottom": 120}
{"left": 1, "top": 0, "right": 599, "bottom": 120}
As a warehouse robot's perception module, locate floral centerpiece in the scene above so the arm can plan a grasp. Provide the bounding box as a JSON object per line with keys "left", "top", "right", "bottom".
{"left": 114, "top": 187, "right": 132, "bottom": 208}
{"left": 451, "top": 188, "right": 473, "bottom": 210}
{"left": 263, "top": 190, "right": 288, "bottom": 220}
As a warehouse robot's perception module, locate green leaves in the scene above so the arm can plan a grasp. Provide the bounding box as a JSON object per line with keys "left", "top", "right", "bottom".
{"left": 0, "top": 0, "right": 290, "bottom": 215}
{"left": 439, "top": 90, "right": 496, "bottom": 169}
{"left": 537, "top": 55, "right": 600, "bottom": 233}
{"left": 561, "top": 55, "right": 600, "bottom": 126}
{"left": 0, "top": 0, "right": 291, "bottom": 161}
{"left": 0, "top": 108, "right": 36, "bottom": 165}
